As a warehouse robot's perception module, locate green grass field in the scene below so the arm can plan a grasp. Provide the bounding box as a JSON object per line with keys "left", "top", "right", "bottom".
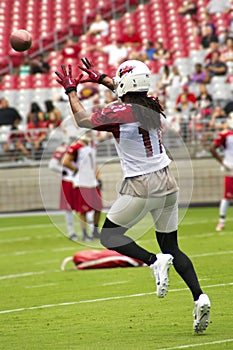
{"left": 0, "top": 207, "right": 233, "bottom": 350}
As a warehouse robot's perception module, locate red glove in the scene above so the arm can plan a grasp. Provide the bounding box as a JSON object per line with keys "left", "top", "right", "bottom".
{"left": 55, "top": 64, "right": 83, "bottom": 94}
{"left": 79, "top": 58, "right": 107, "bottom": 84}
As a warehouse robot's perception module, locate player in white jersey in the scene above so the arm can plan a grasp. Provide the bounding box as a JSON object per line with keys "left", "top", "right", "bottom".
{"left": 210, "top": 112, "right": 233, "bottom": 231}
{"left": 55, "top": 59, "right": 210, "bottom": 333}
{"left": 49, "top": 143, "right": 78, "bottom": 241}
{"left": 62, "top": 138, "right": 102, "bottom": 241}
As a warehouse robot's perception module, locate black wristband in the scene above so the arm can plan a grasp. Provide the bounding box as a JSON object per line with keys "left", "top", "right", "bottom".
{"left": 65, "top": 87, "right": 77, "bottom": 95}
{"left": 98, "top": 74, "right": 108, "bottom": 84}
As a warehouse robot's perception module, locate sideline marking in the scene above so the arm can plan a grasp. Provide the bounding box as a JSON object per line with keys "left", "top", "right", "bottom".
{"left": 102, "top": 280, "right": 128, "bottom": 286}
{"left": 24, "top": 283, "right": 57, "bottom": 289}
{"left": 0, "top": 282, "right": 232, "bottom": 314}
{"left": 0, "top": 224, "right": 54, "bottom": 232}
{"left": 0, "top": 270, "right": 59, "bottom": 280}
{"left": 157, "top": 338, "right": 233, "bottom": 350}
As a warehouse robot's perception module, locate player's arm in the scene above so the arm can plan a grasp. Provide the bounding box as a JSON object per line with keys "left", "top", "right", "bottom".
{"left": 209, "top": 143, "right": 223, "bottom": 165}
{"left": 62, "top": 153, "right": 78, "bottom": 173}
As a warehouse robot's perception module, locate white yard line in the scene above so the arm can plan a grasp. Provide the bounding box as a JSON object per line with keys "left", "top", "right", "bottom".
{"left": 156, "top": 338, "right": 233, "bottom": 350}
{"left": 0, "top": 270, "right": 60, "bottom": 280}
{"left": 0, "top": 281, "right": 232, "bottom": 315}
{"left": 24, "top": 283, "right": 57, "bottom": 289}
{"left": 102, "top": 281, "right": 128, "bottom": 286}
{"left": 0, "top": 224, "right": 55, "bottom": 232}
{"left": 33, "top": 259, "right": 61, "bottom": 265}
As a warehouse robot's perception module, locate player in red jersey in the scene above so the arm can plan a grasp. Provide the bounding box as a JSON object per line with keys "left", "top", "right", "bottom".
{"left": 210, "top": 112, "right": 233, "bottom": 231}
{"left": 62, "top": 136, "right": 102, "bottom": 241}
{"left": 49, "top": 142, "right": 78, "bottom": 241}
{"left": 55, "top": 59, "right": 210, "bottom": 333}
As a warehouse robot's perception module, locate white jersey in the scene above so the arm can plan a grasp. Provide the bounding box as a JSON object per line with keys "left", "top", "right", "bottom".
{"left": 213, "top": 129, "right": 233, "bottom": 170}
{"left": 67, "top": 141, "right": 98, "bottom": 188}
{"left": 91, "top": 103, "right": 171, "bottom": 177}
{"left": 49, "top": 143, "right": 73, "bottom": 182}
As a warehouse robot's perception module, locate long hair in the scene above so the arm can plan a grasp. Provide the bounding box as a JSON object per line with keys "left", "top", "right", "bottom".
{"left": 123, "top": 92, "right": 165, "bottom": 130}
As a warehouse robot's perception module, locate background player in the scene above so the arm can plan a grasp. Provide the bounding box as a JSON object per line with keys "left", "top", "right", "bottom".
{"left": 210, "top": 112, "right": 233, "bottom": 231}
{"left": 49, "top": 142, "right": 78, "bottom": 241}
{"left": 55, "top": 59, "right": 211, "bottom": 333}
{"left": 62, "top": 135, "right": 103, "bottom": 241}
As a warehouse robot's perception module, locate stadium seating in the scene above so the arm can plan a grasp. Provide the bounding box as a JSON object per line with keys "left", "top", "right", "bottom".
{"left": 0, "top": 0, "right": 232, "bottom": 110}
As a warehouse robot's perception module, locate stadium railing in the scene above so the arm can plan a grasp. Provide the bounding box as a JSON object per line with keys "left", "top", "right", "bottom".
{"left": 0, "top": 119, "right": 219, "bottom": 168}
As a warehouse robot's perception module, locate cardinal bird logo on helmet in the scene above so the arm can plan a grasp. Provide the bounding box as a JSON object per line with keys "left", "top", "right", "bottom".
{"left": 118, "top": 66, "right": 134, "bottom": 78}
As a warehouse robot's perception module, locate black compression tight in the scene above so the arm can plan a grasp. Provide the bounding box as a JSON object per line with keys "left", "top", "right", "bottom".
{"left": 100, "top": 218, "right": 157, "bottom": 266}
{"left": 156, "top": 230, "right": 203, "bottom": 301}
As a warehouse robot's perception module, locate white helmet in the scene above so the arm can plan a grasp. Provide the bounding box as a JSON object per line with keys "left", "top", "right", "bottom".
{"left": 113, "top": 60, "right": 151, "bottom": 98}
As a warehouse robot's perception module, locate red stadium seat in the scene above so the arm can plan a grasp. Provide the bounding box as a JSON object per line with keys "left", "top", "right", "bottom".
{"left": 15, "top": 75, "right": 33, "bottom": 89}
{"left": 0, "top": 75, "right": 18, "bottom": 90}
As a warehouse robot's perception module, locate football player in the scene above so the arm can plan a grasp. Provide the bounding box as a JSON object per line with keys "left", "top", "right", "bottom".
{"left": 55, "top": 58, "right": 211, "bottom": 333}
{"left": 210, "top": 112, "right": 233, "bottom": 231}
{"left": 49, "top": 142, "right": 78, "bottom": 241}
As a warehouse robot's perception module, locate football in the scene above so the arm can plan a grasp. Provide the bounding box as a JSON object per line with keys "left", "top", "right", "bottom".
{"left": 10, "top": 29, "right": 32, "bottom": 52}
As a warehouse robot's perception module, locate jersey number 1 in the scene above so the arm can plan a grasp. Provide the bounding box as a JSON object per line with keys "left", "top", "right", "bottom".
{"left": 138, "top": 127, "right": 163, "bottom": 156}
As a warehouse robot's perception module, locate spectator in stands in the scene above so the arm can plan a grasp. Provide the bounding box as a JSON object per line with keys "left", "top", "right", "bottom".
{"left": 192, "top": 84, "right": 213, "bottom": 150}
{"left": 187, "top": 63, "right": 210, "bottom": 84}
{"left": 200, "top": 24, "right": 218, "bottom": 49}
{"left": 0, "top": 98, "right": 22, "bottom": 126}
{"left": 195, "top": 83, "right": 213, "bottom": 115}
{"left": 26, "top": 102, "right": 47, "bottom": 159}
{"left": 205, "top": 51, "right": 228, "bottom": 80}
{"left": 121, "top": 24, "right": 142, "bottom": 59}
{"left": 26, "top": 101, "right": 44, "bottom": 123}
{"left": 44, "top": 100, "right": 62, "bottom": 129}
{"left": 175, "top": 93, "right": 196, "bottom": 141}
{"left": 220, "top": 37, "right": 233, "bottom": 66}
{"left": 92, "top": 38, "right": 128, "bottom": 68}
{"left": 4, "top": 115, "right": 31, "bottom": 161}
{"left": 178, "top": 0, "right": 197, "bottom": 17}
{"left": 218, "top": 28, "right": 230, "bottom": 46}
{"left": 176, "top": 84, "right": 197, "bottom": 105}
{"left": 156, "top": 65, "right": 173, "bottom": 92}
{"left": 86, "top": 13, "right": 109, "bottom": 37}
{"left": 59, "top": 38, "right": 80, "bottom": 61}
{"left": 170, "top": 65, "right": 184, "bottom": 88}
{"left": 204, "top": 40, "right": 221, "bottom": 65}
{"left": 30, "top": 53, "right": 50, "bottom": 74}
{"left": 208, "top": 105, "right": 227, "bottom": 132}
{"left": 206, "top": 0, "right": 231, "bottom": 14}
{"left": 192, "top": 18, "right": 202, "bottom": 39}
{"left": 152, "top": 40, "right": 171, "bottom": 62}
{"left": 18, "top": 55, "right": 31, "bottom": 77}
{"left": 139, "top": 40, "right": 156, "bottom": 61}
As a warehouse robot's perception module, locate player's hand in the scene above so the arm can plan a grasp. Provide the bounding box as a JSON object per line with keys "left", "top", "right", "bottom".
{"left": 79, "top": 58, "right": 107, "bottom": 84}
{"left": 55, "top": 64, "right": 83, "bottom": 94}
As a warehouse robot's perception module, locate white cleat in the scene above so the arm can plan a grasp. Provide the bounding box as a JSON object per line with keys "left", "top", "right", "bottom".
{"left": 150, "top": 253, "right": 173, "bottom": 298}
{"left": 216, "top": 222, "right": 224, "bottom": 231}
{"left": 193, "top": 293, "right": 211, "bottom": 333}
